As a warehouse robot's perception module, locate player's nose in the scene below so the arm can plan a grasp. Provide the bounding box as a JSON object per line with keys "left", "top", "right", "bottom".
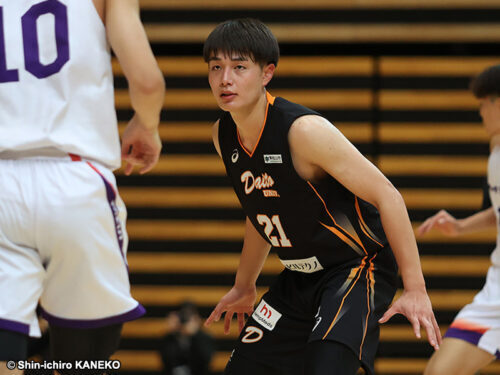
{"left": 221, "top": 68, "right": 233, "bottom": 86}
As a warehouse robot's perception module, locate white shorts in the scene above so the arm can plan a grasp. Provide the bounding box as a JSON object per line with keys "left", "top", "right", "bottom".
{"left": 0, "top": 157, "right": 144, "bottom": 337}
{"left": 445, "top": 265, "right": 500, "bottom": 358}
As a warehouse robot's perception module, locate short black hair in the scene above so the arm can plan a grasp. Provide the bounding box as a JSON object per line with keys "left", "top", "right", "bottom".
{"left": 470, "top": 64, "right": 500, "bottom": 99}
{"left": 203, "top": 19, "right": 279, "bottom": 67}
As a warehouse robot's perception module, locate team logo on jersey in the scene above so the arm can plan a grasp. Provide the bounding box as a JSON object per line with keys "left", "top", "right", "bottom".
{"left": 241, "top": 326, "right": 264, "bottom": 343}
{"left": 264, "top": 154, "right": 282, "bottom": 164}
{"left": 252, "top": 300, "right": 282, "bottom": 331}
{"left": 240, "top": 170, "right": 279, "bottom": 197}
{"left": 231, "top": 149, "right": 239, "bottom": 163}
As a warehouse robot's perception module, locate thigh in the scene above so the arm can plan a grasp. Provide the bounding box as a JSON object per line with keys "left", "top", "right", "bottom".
{"left": 424, "top": 337, "right": 495, "bottom": 375}
{"left": 305, "top": 340, "right": 360, "bottom": 375}
{"left": 37, "top": 161, "right": 143, "bottom": 327}
{"left": 0, "top": 160, "right": 45, "bottom": 338}
{"left": 0, "top": 240, "right": 44, "bottom": 338}
{"left": 229, "top": 292, "right": 314, "bottom": 373}
{"left": 309, "top": 257, "right": 396, "bottom": 375}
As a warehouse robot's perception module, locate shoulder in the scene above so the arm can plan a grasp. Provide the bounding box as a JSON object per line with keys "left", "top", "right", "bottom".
{"left": 288, "top": 115, "right": 350, "bottom": 164}
{"left": 289, "top": 115, "right": 336, "bottom": 143}
{"left": 212, "top": 119, "right": 220, "bottom": 136}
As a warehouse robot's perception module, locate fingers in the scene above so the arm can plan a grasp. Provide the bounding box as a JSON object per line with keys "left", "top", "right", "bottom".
{"left": 224, "top": 311, "right": 234, "bottom": 335}
{"left": 138, "top": 153, "right": 160, "bottom": 175}
{"left": 378, "top": 306, "right": 397, "bottom": 324}
{"left": 204, "top": 306, "right": 223, "bottom": 327}
{"left": 123, "top": 161, "right": 133, "bottom": 176}
{"left": 416, "top": 216, "right": 435, "bottom": 236}
{"left": 422, "top": 317, "right": 439, "bottom": 350}
{"left": 433, "top": 315, "right": 443, "bottom": 346}
{"left": 237, "top": 313, "right": 245, "bottom": 333}
{"left": 430, "top": 314, "right": 442, "bottom": 348}
{"left": 416, "top": 210, "right": 452, "bottom": 237}
{"left": 121, "top": 151, "right": 156, "bottom": 175}
{"left": 417, "top": 213, "right": 441, "bottom": 236}
{"left": 410, "top": 316, "right": 421, "bottom": 339}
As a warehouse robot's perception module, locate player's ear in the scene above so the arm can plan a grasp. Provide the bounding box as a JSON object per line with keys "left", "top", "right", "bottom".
{"left": 262, "top": 63, "right": 275, "bottom": 86}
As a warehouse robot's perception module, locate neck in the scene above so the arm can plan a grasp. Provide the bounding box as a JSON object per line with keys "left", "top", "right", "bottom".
{"left": 231, "top": 91, "right": 269, "bottom": 149}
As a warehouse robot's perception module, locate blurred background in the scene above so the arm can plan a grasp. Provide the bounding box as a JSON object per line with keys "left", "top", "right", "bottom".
{"left": 112, "top": 1, "right": 500, "bottom": 374}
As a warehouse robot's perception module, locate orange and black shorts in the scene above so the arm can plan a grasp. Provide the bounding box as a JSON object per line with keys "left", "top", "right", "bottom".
{"left": 228, "top": 250, "right": 397, "bottom": 375}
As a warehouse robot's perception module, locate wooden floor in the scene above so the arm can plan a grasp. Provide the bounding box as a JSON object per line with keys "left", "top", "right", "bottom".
{"left": 111, "top": 1, "right": 500, "bottom": 374}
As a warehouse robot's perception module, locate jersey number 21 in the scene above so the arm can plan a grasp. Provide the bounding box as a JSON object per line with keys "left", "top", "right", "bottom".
{"left": 0, "top": 0, "right": 69, "bottom": 83}
{"left": 257, "top": 214, "right": 292, "bottom": 247}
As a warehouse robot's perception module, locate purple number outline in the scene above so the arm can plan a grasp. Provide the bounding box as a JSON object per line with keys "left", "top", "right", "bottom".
{"left": 22, "top": 0, "right": 70, "bottom": 79}
{"left": 0, "top": 7, "right": 20, "bottom": 83}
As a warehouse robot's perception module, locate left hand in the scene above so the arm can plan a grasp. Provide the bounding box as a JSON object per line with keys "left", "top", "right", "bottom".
{"left": 379, "top": 289, "right": 441, "bottom": 350}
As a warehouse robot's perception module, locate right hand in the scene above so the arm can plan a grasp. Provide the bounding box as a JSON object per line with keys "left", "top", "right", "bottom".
{"left": 204, "top": 286, "right": 257, "bottom": 334}
{"left": 121, "top": 114, "right": 162, "bottom": 175}
{"left": 416, "top": 209, "right": 461, "bottom": 237}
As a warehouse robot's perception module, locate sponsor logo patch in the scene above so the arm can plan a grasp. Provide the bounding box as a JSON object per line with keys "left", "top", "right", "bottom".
{"left": 264, "top": 154, "right": 282, "bottom": 164}
{"left": 252, "top": 299, "right": 282, "bottom": 331}
{"left": 280, "top": 256, "right": 324, "bottom": 273}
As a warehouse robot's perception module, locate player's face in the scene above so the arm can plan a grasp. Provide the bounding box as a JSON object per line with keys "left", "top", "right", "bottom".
{"left": 208, "top": 52, "right": 274, "bottom": 113}
{"left": 479, "top": 96, "right": 500, "bottom": 136}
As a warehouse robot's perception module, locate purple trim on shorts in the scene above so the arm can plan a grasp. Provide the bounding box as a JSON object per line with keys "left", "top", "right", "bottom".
{"left": 445, "top": 326, "right": 483, "bottom": 346}
{"left": 39, "top": 304, "right": 145, "bottom": 329}
{"left": 445, "top": 325, "right": 500, "bottom": 359}
{"left": 86, "top": 162, "right": 127, "bottom": 271}
{"left": 0, "top": 318, "right": 29, "bottom": 335}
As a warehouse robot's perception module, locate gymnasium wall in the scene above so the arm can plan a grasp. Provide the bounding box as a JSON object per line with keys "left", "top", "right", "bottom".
{"left": 113, "top": 1, "right": 500, "bottom": 374}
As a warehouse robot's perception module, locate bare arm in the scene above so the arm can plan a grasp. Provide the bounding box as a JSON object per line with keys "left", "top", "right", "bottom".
{"left": 205, "top": 217, "right": 272, "bottom": 333}
{"left": 207, "top": 123, "right": 272, "bottom": 333}
{"left": 106, "top": 0, "right": 164, "bottom": 129}
{"left": 417, "top": 207, "right": 496, "bottom": 237}
{"left": 106, "top": 0, "right": 165, "bottom": 174}
{"left": 289, "top": 115, "right": 440, "bottom": 349}
{"left": 212, "top": 120, "right": 221, "bottom": 157}
{"left": 213, "top": 120, "right": 272, "bottom": 287}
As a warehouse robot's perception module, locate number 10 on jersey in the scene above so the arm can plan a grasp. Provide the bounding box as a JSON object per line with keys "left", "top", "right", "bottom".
{"left": 257, "top": 214, "right": 292, "bottom": 247}
{"left": 0, "top": 0, "right": 69, "bottom": 83}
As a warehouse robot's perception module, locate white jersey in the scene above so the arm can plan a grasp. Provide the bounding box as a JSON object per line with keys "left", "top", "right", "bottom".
{"left": 488, "top": 146, "right": 500, "bottom": 266}
{"left": 0, "top": 0, "right": 120, "bottom": 170}
{"left": 443, "top": 147, "right": 500, "bottom": 357}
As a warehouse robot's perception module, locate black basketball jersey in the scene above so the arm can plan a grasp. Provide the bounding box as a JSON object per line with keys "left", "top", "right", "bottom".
{"left": 218, "top": 93, "right": 391, "bottom": 271}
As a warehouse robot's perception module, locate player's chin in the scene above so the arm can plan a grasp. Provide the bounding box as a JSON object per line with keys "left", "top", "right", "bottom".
{"left": 217, "top": 97, "right": 241, "bottom": 110}
{"left": 216, "top": 101, "right": 233, "bottom": 111}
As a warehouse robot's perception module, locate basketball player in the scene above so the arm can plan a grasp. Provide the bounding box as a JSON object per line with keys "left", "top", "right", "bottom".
{"left": 419, "top": 64, "right": 500, "bottom": 375}
{"left": 202, "top": 19, "right": 441, "bottom": 375}
{"left": 0, "top": 0, "right": 164, "bottom": 374}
